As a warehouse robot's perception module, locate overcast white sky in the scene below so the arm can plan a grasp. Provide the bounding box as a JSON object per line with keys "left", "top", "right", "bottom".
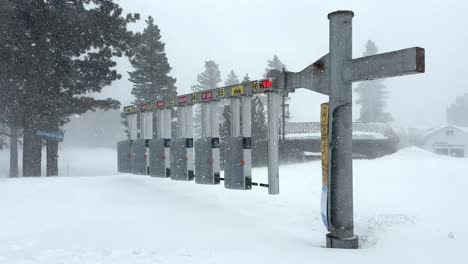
{"left": 98, "top": 0, "right": 468, "bottom": 128}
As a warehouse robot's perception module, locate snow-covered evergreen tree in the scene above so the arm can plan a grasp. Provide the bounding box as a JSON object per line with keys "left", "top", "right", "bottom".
{"left": 129, "top": 16, "right": 177, "bottom": 104}
{"left": 191, "top": 61, "right": 222, "bottom": 137}
{"left": 355, "top": 40, "right": 393, "bottom": 122}
{"left": 191, "top": 60, "right": 222, "bottom": 92}
{"left": 219, "top": 70, "right": 238, "bottom": 140}
{"left": 264, "top": 55, "right": 286, "bottom": 77}
{"left": 264, "top": 54, "right": 290, "bottom": 134}
{"left": 447, "top": 93, "right": 468, "bottom": 126}
{"left": 225, "top": 70, "right": 239, "bottom": 86}
{"left": 0, "top": 0, "right": 138, "bottom": 176}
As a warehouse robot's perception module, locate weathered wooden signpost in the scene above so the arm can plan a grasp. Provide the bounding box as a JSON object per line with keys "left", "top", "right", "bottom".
{"left": 119, "top": 10, "right": 425, "bottom": 249}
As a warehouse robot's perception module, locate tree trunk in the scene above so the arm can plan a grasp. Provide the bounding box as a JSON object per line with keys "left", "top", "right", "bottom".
{"left": 22, "top": 126, "right": 42, "bottom": 177}
{"left": 9, "top": 126, "right": 19, "bottom": 178}
{"left": 46, "top": 139, "right": 59, "bottom": 176}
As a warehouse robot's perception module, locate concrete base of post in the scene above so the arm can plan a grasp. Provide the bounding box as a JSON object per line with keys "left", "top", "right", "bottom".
{"left": 326, "top": 233, "right": 359, "bottom": 249}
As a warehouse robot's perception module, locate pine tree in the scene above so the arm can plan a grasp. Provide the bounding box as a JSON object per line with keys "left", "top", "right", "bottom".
{"left": 225, "top": 70, "right": 239, "bottom": 86}
{"left": 191, "top": 61, "right": 221, "bottom": 137}
{"left": 243, "top": 74, "right": 250, "bottom": 83}
{"left": 219, "top": 70, "right": 238, "bottom": 140}
{"left": 264, "top": 54, "right": 286, "bottom": 77}
{"left": 355, "top": 40, "right": 393, "bottom": 122}
{"left": 251, "top": 74, "right": 268, "bottom": 166}
{"left": 0, "top": 125, "right": 6, "bottom": 149}
{"left": 129, "top": 16, "right": 177, "bottom": 104}
{"left": 447, "top": 93, "right": 468, "bottom": 126}
{"left": 264, "top": 54, "right": 290, "bottom": 138}
{"left": 0, "top": 0, "right": 139, "bottom": 176}
{"left": 0, "top": 0, "right": 22, "bottom": 177}
{"left": 191, "top": 60, "right": 222, "bottom": 92}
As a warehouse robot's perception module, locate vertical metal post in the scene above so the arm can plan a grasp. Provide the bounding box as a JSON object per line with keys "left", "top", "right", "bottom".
{"left": 141, "top": 112, "right": 154, "bottom": 140}
{"left": 267, "top": 92, "right": 280, "bottom": 195}
{"left": 156, "top": 110, "right": 164, "bottom": 139}
{"left": 231, "top": 98, "right": 241, "bottom": 137}
{"left": 185, "top": 105, "right": 194, "bottom": 177}
{"left": 281, "top": 90, "right": 286, "bottom": 141}
{"left": 163, "top": 108, "right": 172, "bottom": 177}
{"left": 241, "top": 96, "right": 252, "bottom": 183}
{"left": 177, "top": 107, "right": 186, "bottom": 138}
{"left": 201, "top": 103, "right": 212, "bottom": 138}
{"left": 142, "top": 111, "right": 153, "bottom": 174}
{"left": 211, "top": 102, "right": 220, "bottom": 178}
{"left": 128, "top": 114, "right": 138, "bottom": 140}
{"left": 326, "top": 10, "right": 358, "bottom": 249}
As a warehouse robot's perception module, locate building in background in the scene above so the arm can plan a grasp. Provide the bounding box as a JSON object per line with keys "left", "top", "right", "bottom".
{"left": 281, "top": 122, "right": 399, "bottom": 160}
{"left": 419, "top": 126, "right": 468, "bottom": 158}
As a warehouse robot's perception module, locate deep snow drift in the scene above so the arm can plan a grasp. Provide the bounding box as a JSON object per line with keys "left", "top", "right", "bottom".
{"left": 0, "top": 147, "right": 467, "bottom": 263}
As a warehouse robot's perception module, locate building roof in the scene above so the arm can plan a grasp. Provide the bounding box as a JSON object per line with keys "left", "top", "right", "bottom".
{"left": 421, "top": 125, "right": 468, "bottom": 139}
{"left": 455, "top": 126, "right": 468, "bottom": 133}
{"left": 284, "top": 122, "right": 398, "bottom": 140}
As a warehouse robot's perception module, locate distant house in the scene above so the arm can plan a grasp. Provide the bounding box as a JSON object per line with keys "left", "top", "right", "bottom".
{"left": 280, "top": 122, "right": 399, "bottom": 160}
{"left": 420, "top": 126, "right": 468, "bottom": 158}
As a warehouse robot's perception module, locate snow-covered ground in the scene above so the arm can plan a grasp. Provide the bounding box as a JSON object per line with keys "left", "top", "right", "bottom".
{"left": 0, "top": 147, "right": 467, "bottom": 263}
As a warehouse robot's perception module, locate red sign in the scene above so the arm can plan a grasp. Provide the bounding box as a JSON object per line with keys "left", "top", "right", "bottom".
{"left": 156, "top": 100, "right": 165, "bottom": 108}
{"left": 202, "top": 91, "right": 213, "bottom": 101}
{"left": 138, "top": 103, "right": 148, "bottom": 111}
{"left": 260, "top": 79, "right": 273, "bottom": 89}
{"left": 178, "top": 96, "right": 187, "bottom": 104}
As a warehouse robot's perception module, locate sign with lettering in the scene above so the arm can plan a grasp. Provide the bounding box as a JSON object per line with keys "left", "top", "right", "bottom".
{"left": 218, "top": 88, "right": 225, "bottom": 97}
{"left": 260, "top": 79, "right": 273, "bottom": 89}
{"left": 124, "top": 106, "right": 137, "bottom": 114}
{"left": 156, "top": 100, "right": 165, "bottom": 108}
{"left": 231, "top": 85, "right": 244, "bottom": 96}
{"left": 36, "top": 130, "right": 65, "bottom": 142}
{"left": 178, "top": 96, "right": 187, "bottom": 105}
{"left": 138, "top": 103, "right": 148, "bottom": 112}
{"left": 320, "top": 103, "right": 330, "bottom": 229}
{"left": 202, "top": 91, "right": 213, "bottom": 101}
{"left": 252, "top": 81, "right": 259, "bottom": 92}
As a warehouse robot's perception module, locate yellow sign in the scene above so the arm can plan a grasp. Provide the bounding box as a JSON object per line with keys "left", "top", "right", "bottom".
{"left": 169, "top": 98, "right": 175, "bottom": 106}
{"left": 192, "top": 93, "right": 197, "bottom": 103}
{"left": 218, "top": 88, "right": 225, "bottom": 97}
{"left": 252, "top": 81, "right": 259, "bottom": 92}
{"left": 321, "top": 103, "right": 330, "bottom": 187}
{"left": 124, "top": 106, "right": 137, "bottom": 114}
{"left": 231, "top": 85, "right": 244, "bottom": 96}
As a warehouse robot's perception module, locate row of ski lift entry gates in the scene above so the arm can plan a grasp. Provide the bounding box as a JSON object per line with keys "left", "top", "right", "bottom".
{"left": 117, "top": 10, "right": 426, "bottom": 248}
{"left": 118, "top": 79, "right": 282, "bottom": 194}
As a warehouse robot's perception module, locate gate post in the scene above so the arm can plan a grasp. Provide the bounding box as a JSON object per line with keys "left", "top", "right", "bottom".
{"left": 194, "top": 101, "right": 220, "bottom": 184}
{"left": 149, "top": 109, "right": 166, "bottom": 177}
{"left": 185, "top": 105, "right": 195, "bottom": 179}
{"left": 267, "top": 91, "right": 280, "bottom": 195}
{"left": 163, "top": 108, "right": 172, "bottom": 177}
{"left": 210, "top": 101, "right": 221, "bottom": 182}
{"left": 241, "top": 96, "right": 252, "bottom": 187}
{"left": 326, "top": 10, "right": 358, "bottom": 249}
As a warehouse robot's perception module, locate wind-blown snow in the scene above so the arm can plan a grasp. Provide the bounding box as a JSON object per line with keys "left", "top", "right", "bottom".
{"left": 0, "top": 147, "right": 467, "bottom": 263}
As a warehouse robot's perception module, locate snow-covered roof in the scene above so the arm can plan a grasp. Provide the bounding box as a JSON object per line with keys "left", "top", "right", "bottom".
{"left": 285, "top": 122, "right": 398, "bottom": 140}
{"left": 421, "top": 125, "right": 468, "bottom": 139}
{"left": 454, "top": 126, "right": 468, "bottom": 133}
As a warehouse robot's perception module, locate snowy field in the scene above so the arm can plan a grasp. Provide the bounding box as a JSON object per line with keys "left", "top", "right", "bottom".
{"left": 0, "top": 147, "right": 467, "bottom": 263}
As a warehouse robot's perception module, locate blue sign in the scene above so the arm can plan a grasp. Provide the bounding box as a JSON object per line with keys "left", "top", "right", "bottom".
{"left": 36, "top": 130, "right": 64, "bottom": 142}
